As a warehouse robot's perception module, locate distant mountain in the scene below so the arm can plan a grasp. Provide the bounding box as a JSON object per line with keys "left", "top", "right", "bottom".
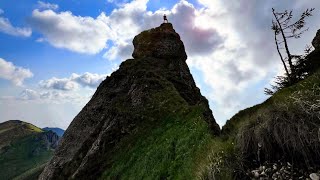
{"left": 0, "top": 120, "right": 60, "bottom": 180}
{"left": 42, "top": 127, "right": 65, "bottom": 137}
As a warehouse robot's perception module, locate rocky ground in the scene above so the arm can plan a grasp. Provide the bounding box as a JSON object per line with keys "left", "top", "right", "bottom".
{"left": 248, "top": 161, "right": 320, "bottom": 180}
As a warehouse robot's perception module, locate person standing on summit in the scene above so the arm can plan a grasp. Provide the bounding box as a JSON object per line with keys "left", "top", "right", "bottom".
{"left": 163, "top": 14, "right": 168, "bottom": 23}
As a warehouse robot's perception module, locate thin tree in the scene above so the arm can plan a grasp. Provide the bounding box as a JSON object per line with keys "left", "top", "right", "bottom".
{"left": 271, "top": 8, "right": 314, "bottom": 81}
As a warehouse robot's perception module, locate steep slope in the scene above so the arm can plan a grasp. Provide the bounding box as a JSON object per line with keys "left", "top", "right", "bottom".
{"left": 0, "top": 120, "right": 60, "bottom": 180}
{"left": 222, "top": 48, "right": 320, "bottom": 165}
{"left": 208, "top": 53, "right": 320, "bottom": 179}
{"left": 196, "top": 32, "right": 320, "bottom": 179}
{"left": 39, "top": 23, "right": 220, "bottom": 179}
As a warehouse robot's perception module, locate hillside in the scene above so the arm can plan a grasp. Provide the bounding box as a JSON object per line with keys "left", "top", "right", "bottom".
{"left": 0, "top": 120, "right": 43, "bottom": 150}
{"left": 0, "top": 120, "right": 60, "bottom": 180}
{"left": 197, "top": 49, "right": 320, "bottom": 179}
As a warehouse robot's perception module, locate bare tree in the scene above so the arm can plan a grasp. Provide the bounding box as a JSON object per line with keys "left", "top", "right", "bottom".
{"left": 271, "top": 8, "right": 314, "bottom": 81}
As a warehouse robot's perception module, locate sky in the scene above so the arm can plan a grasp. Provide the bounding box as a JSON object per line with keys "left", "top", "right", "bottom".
{"left": 0, "top": 0, "right": 319, "bottom": 130}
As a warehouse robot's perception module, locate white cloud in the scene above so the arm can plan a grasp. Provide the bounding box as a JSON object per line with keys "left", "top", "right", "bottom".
{"left": 185, "top": 0, "right": 320, "bottom": 125}
{"left": 37, "top": 1, "right": 59, "bottom": 10}
{"left": 102, "top": 0, "right": 224, "bottom": 59}
{"left": 1, "top": 88, "right": 92, "bottom": 104}
{"left": 0, "top": 58, "right": 33, "bottom": 86}
{"left": 19, "top": 89, "right": 40, "bottom": 100}
{"left": 107, "top": 0, "right": 130, "bottom": 6}
{"left": 71, "top": 72, "right": 107, "bottom": 88}
{"left": 39, "top": 77, "right": 79, "bottom": 91}
{"left": 39, "top": 72, "right": 107, "bottom": 91}
{"left": 0, "top": 89, "right": 92, "bottom": 129}
{"left": 29, "top": 0, "right": 149, "bottom": 56}
{"left": 0, "top": 14, "right": 32, "bottom": 37}
{"left": 30, "top": 9, "right": 111, "bottom": 54}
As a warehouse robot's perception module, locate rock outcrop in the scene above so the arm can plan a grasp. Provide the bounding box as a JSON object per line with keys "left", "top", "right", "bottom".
{"left": 40, "top": 130, "right": 60, "bottom": 149}
{"left": 312, "top": 29, "right": 320, "bottom": 50}
{"left": 39, "top": 23, "right": 220, "bottom": 180}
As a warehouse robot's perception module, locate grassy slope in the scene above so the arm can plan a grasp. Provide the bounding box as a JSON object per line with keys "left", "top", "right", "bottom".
{"left": 223, "top": 50, "right": 320, "bottom": 139}
{"left": 13, "top": 163, "right": 47, "bottom": 180}
{"left": 0, "top": 121, "right": 53, "bottom": 180}
{"left": 100, "top": 67, "right": 217, "bottom": 179}
{"left": 102, "top": 107, "right": 213, "bottom": 179}
{"left": 223, "top": 67, "right": 320, "bottom": 138}
{"left": 192, "top": 53, "right": 320, "bottom": 179}
{"left": 200, "top": 67, "right": 320, "bottom": 179}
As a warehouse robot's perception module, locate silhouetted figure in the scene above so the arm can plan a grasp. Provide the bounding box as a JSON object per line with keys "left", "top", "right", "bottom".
{"left": 163, "top": 14, "right": 168, "bottom": 23}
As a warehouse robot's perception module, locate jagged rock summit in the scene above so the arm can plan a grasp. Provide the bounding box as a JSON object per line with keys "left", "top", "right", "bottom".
{"left": 132, "top": 23, "right": 187, "bottom": 59}
{"left": 39, "top": 23, "right": 220, "bottom": 179}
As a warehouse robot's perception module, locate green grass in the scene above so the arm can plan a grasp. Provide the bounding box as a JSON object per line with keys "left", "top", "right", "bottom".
{"left": 101, "top": 106, "right": 214, "bottom": 179}
{"left": 99, "top": 67, "right": 218, "bottom": 179}
{"left": 24, "top": 123, "right": 43, "bottom": 133}
{"left": 222, "top": 68, "right": 320, "bottom": 138}
{"left": 0, "top": 134, "right": 53, "bottom": 180}
{"left": 13, "top": 163, "right": 47, "bottom": 180}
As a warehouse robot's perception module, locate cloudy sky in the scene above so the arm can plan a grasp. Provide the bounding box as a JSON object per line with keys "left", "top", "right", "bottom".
{"left": 0, "top": 0, "right": 319, "bottom": 129}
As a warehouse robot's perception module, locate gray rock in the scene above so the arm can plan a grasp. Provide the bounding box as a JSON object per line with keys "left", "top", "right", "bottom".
{"left": 252, "top": 170, "right": 260, "bottom": 178}
{"left": 312, "top": 29, "right": 320, "bottom": 50}
{"left": 132, "top": 23, "right": 187, "bottom": 60}
{"left": 310, "top": 173, "right": 320, "bottom": 180}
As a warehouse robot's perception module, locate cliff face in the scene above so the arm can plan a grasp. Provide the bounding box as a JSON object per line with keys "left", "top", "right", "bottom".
{"left": 39, "top": 23, "right": 220, "bottom": 179}
{"left": 312, "top": 29, "right": 320, "bottom": 50}
{"left": 40, "top": 130, "right": 60, "bottom": 149}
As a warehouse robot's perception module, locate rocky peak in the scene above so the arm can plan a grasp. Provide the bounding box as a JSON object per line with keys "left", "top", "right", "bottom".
{"left": 39, "top": 23, "right": 219, "bottom": 180}
{"left": 132, "top": 23, "right": 187, "bottom": 60}
{"left": 40, "top": 130, "right": 60, "bottom": 149}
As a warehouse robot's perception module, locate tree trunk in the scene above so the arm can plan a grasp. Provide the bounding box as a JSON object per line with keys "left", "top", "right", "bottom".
{"left": 274, "top": 31, "right": 290, "bottom": 80}
{"left": 272, "top": 9, "right": 294, "bottom": 73}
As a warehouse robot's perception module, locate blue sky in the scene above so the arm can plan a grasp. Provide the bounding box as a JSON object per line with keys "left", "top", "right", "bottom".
{"left": 0, "top": 0, "right": 319, "bottom": 129}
